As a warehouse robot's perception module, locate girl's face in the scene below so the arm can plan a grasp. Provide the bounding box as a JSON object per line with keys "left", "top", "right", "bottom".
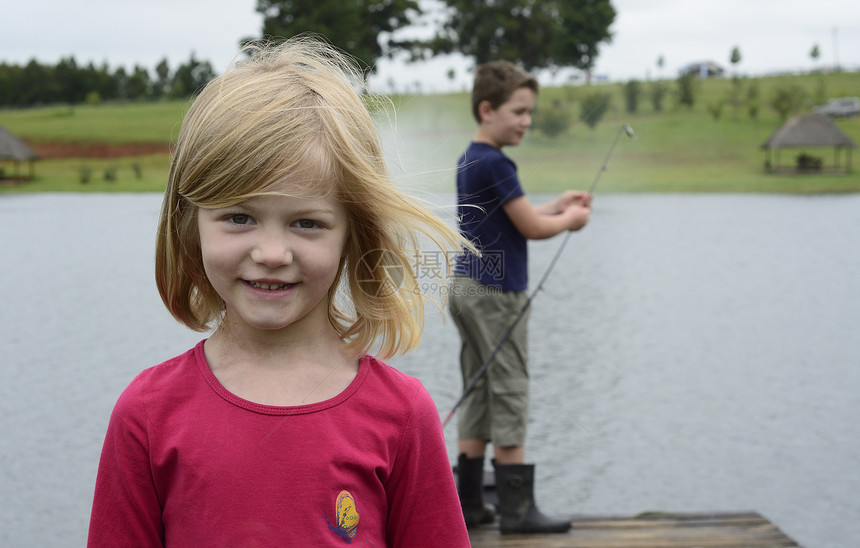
{"left": 479, "top": 87, "right": 535, "bottom": 148}
{"left": 197, "top": 185, "right": 348, "bottom": 338}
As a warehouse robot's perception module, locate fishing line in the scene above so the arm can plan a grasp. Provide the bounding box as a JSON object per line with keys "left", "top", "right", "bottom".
{"left": 441, "top": 124, "right": 635, "bottom": 429}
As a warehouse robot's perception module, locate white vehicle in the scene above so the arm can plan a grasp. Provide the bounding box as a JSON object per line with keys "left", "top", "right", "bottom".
{"left": 814, "top": 97, "right": 860, "bottom": 118}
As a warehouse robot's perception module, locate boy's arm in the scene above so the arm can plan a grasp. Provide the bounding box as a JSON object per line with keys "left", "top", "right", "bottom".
{"left": 534, "top": 190, "right": 592, "bottom": 215}
{"left": 503, "top": 194, "right": 590, "bottom": 240}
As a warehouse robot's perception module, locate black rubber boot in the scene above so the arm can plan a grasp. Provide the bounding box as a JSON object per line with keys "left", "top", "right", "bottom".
{"left": 493, "top": 461, "right": 571, "bottom": 534}
{"left": 456, "top": 453, "right": 496, "bottom": 527}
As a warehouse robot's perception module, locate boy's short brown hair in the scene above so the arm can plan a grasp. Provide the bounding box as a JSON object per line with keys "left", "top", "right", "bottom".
{"left": 470, "top": 61, "right": 539, "bottom": 123}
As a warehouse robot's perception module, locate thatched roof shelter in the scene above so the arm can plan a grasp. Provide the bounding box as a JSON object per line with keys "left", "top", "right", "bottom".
{"left": 761, "top": 114, "right": 857, "bottom": 173}
{"left": 0, "top": 126, "right": 40, "bottom": 181}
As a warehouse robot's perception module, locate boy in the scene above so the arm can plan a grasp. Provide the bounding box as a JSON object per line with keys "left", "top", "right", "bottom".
{"left": 449, "top": 60, "right": 591, "bottom": 534}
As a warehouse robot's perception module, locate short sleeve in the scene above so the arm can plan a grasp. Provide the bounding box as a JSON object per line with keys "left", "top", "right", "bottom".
{"left": 383, "top": 383, "right": 470, "bottom": 547}
{"left": 88, "top": 376, "right": 164, "bottom": 547}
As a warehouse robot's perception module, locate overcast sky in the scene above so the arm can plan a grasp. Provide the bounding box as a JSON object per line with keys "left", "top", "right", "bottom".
{"left": 4, "top": 0, "right": 858, "bottom": 93}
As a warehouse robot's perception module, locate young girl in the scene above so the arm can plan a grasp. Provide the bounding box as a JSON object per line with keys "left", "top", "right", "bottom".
{"left": 88, "top": 37, "right": 471, "bottom": 547}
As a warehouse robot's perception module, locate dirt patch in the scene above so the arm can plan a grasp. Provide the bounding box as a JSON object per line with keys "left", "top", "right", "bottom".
{"left": 31, "top": 142, "right": 170, "bottom": 159}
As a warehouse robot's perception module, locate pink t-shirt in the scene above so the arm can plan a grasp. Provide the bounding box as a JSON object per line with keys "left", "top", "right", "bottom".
{"left": 88, "top": 341, "right": 469, "bottom": 547}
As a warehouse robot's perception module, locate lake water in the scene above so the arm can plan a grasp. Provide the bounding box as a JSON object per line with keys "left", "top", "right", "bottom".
{"left": 2, "top": 192, "right": 859, "bottom": 547}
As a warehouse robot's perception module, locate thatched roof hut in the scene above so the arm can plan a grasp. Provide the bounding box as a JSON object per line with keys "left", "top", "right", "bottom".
{"left": 0, "top": 126, "right": 40, "bottom": 181}
{"left": 761, "top": 114, "right": 857, "bottom": 173}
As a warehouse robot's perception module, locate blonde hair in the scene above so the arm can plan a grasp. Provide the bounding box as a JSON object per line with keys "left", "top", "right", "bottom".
{"left": 156, "top": 36, "right": 470, "bottom": 359}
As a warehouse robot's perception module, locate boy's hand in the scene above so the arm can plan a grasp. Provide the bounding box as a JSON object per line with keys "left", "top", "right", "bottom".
{"left": 562, "top": 202, "right": 591, "bottom": 231}
{"left": 558, "top": 190, "right": 592, "bottom": 210}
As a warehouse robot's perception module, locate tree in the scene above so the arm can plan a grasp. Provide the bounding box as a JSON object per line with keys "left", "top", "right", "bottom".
{"left": 79, "top": 62, "right": 111, "bottom": 103}
{"left": 403, "top": 0, "right": 615, "bottom": 73}
{"left": 20, "top": 60, "right": 53, "bottom": 105}
{"left": 168, "top": 53, "right": 215, "bottom": 98}
{"left": 126, "top": 66, "right": 152, "bottom": 100}
{"left": 552, "top": 0, "right": 616, "bottom": 74}
{"left": 809, "top": 44, "right": 826, "bottom": 103}
{"left": 728, "top": 46, "right": 743, "bottom": 118}
{"left": 729, "top": 46, "right": 742, "bottom": 70}
{"left": 649, "top": 80, "right": 668, "bottom": 112}
{"left": 675, "top": 72, "right": 697, "bottom": 109}
{"left": 0, "top": 55, "right": 209, "bottom": 105}
{"left": 86, "top": 62, "right": 120, "bottom": 102}
{"left": 769, "top": 84, "right": 806, "bottom": 120}
{"left": 580, "top": 92, "right": 610, "bottom": 129}
{"left": 810, "top": 44, "right": 820, "bottom": 64}
{"left": 54, "top": 57, "right": 86, "bottom": 104}
{"left": 154, "top": 58, "right": 171, "bottom": 99}
{"left": 113, "top": 67, "right": 129, "bottom": 100}
{"left": 622, "top": 79, "right": 641, "bottom": 113}
{"left": 746, "top": 79, "right": 760, "bottom": 120}
{"left": 255, "top": 0, "right": 421, "bottom": 77}
{"left": 533, "top": 99, "right": 572, "bottom": 138}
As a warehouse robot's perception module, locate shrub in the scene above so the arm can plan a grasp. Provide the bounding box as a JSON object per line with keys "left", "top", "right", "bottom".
{"left": 675, "top": 73, "right": 698, "bottom": 109}
{"left": 769, "top": 85, "right": 807, "bottom": 120}
{"left": 728, "top": 76, "right": 744, "bottom": 118}
{"left": 650, "top": 81, "right": 669, "bottom": 112}
{"left": 103, "top": 164, "right": 118, "bottom": 182}
{"left": 79, "top": 165, "right": 92, "bottom": 184}
{"left": 748, "top": 101, "right": 760, "bottom": 120}
{"left": 746, "top": 81, "right": 760, "bottom": 120}
{"left": 533, "top": 99, "right": 572, "bottom": 139}
{"left": 580, "top": 92, "right": 611, "bottom": 129}
{"left": 707, "top": 101, "right": 724, "bottom": 120}
{"left": 623, "top": 79, "right": 641, "bottom": 113}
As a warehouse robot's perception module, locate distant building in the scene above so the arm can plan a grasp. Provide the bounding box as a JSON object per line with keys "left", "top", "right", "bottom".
{"left": 679, "top": 61, "right": 725, "bottom": 79}
{"left": 0, "top": 126, "right": 40, "bottom": 182}
{"left": 761, "top": 114, "right": 857, "bottom": 173}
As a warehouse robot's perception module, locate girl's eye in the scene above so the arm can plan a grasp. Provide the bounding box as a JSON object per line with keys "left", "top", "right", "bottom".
{"left": 294, "top": 219, "right": 318, "bottom": 229}
{"left": 228, "top": 214, "right": 251, "bottom": 225}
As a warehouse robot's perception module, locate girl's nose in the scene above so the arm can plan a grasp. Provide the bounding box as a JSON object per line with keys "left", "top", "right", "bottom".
{"left": 250, "top": 232, "right": 293, "bottom": 268}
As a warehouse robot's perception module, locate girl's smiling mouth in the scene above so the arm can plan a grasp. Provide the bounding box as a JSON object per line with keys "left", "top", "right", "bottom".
{"left": 246, "top": 280, "right": 295, "bottom": 290}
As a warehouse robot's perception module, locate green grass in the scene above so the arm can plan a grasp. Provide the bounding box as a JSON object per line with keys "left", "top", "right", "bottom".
{"left": 1, "top": 154, "right": 172, "bottom": 192}
{"left": 0, "top": 101, "right": 189, "bottom": 144}
{"left": 387, "top": 71, "right": 860, "bottom": 194}
{"left": 2, "top": 71, "right": 859, "bottom": 194}
{"left": 510, "top": 111, "right": 860, "bottom": 194}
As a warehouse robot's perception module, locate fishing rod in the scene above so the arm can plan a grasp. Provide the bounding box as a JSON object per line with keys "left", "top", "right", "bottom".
{"left": 441, "top": 124, "right": 635, "bottom": 429}
{"left": 590, "top": 124, "right": 635, "bottom": 193}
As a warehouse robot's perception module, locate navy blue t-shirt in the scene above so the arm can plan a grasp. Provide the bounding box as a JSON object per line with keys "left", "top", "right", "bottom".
{"left": 454, "top": 142, "right": 528, "bottom": 291}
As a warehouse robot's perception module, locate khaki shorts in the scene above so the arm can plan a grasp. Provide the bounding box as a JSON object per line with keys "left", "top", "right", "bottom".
{"left": 448, "top": 275, "right": 529, "bottom": 447}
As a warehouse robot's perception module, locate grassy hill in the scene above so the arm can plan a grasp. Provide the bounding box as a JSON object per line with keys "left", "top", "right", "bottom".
{"left": 2, "top": 71, "right": 858, "bottom": 194}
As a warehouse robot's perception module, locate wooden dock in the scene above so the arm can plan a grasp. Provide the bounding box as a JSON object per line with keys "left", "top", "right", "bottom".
{"left": 468, "top": 511, "right": 801, "bottom": 547}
